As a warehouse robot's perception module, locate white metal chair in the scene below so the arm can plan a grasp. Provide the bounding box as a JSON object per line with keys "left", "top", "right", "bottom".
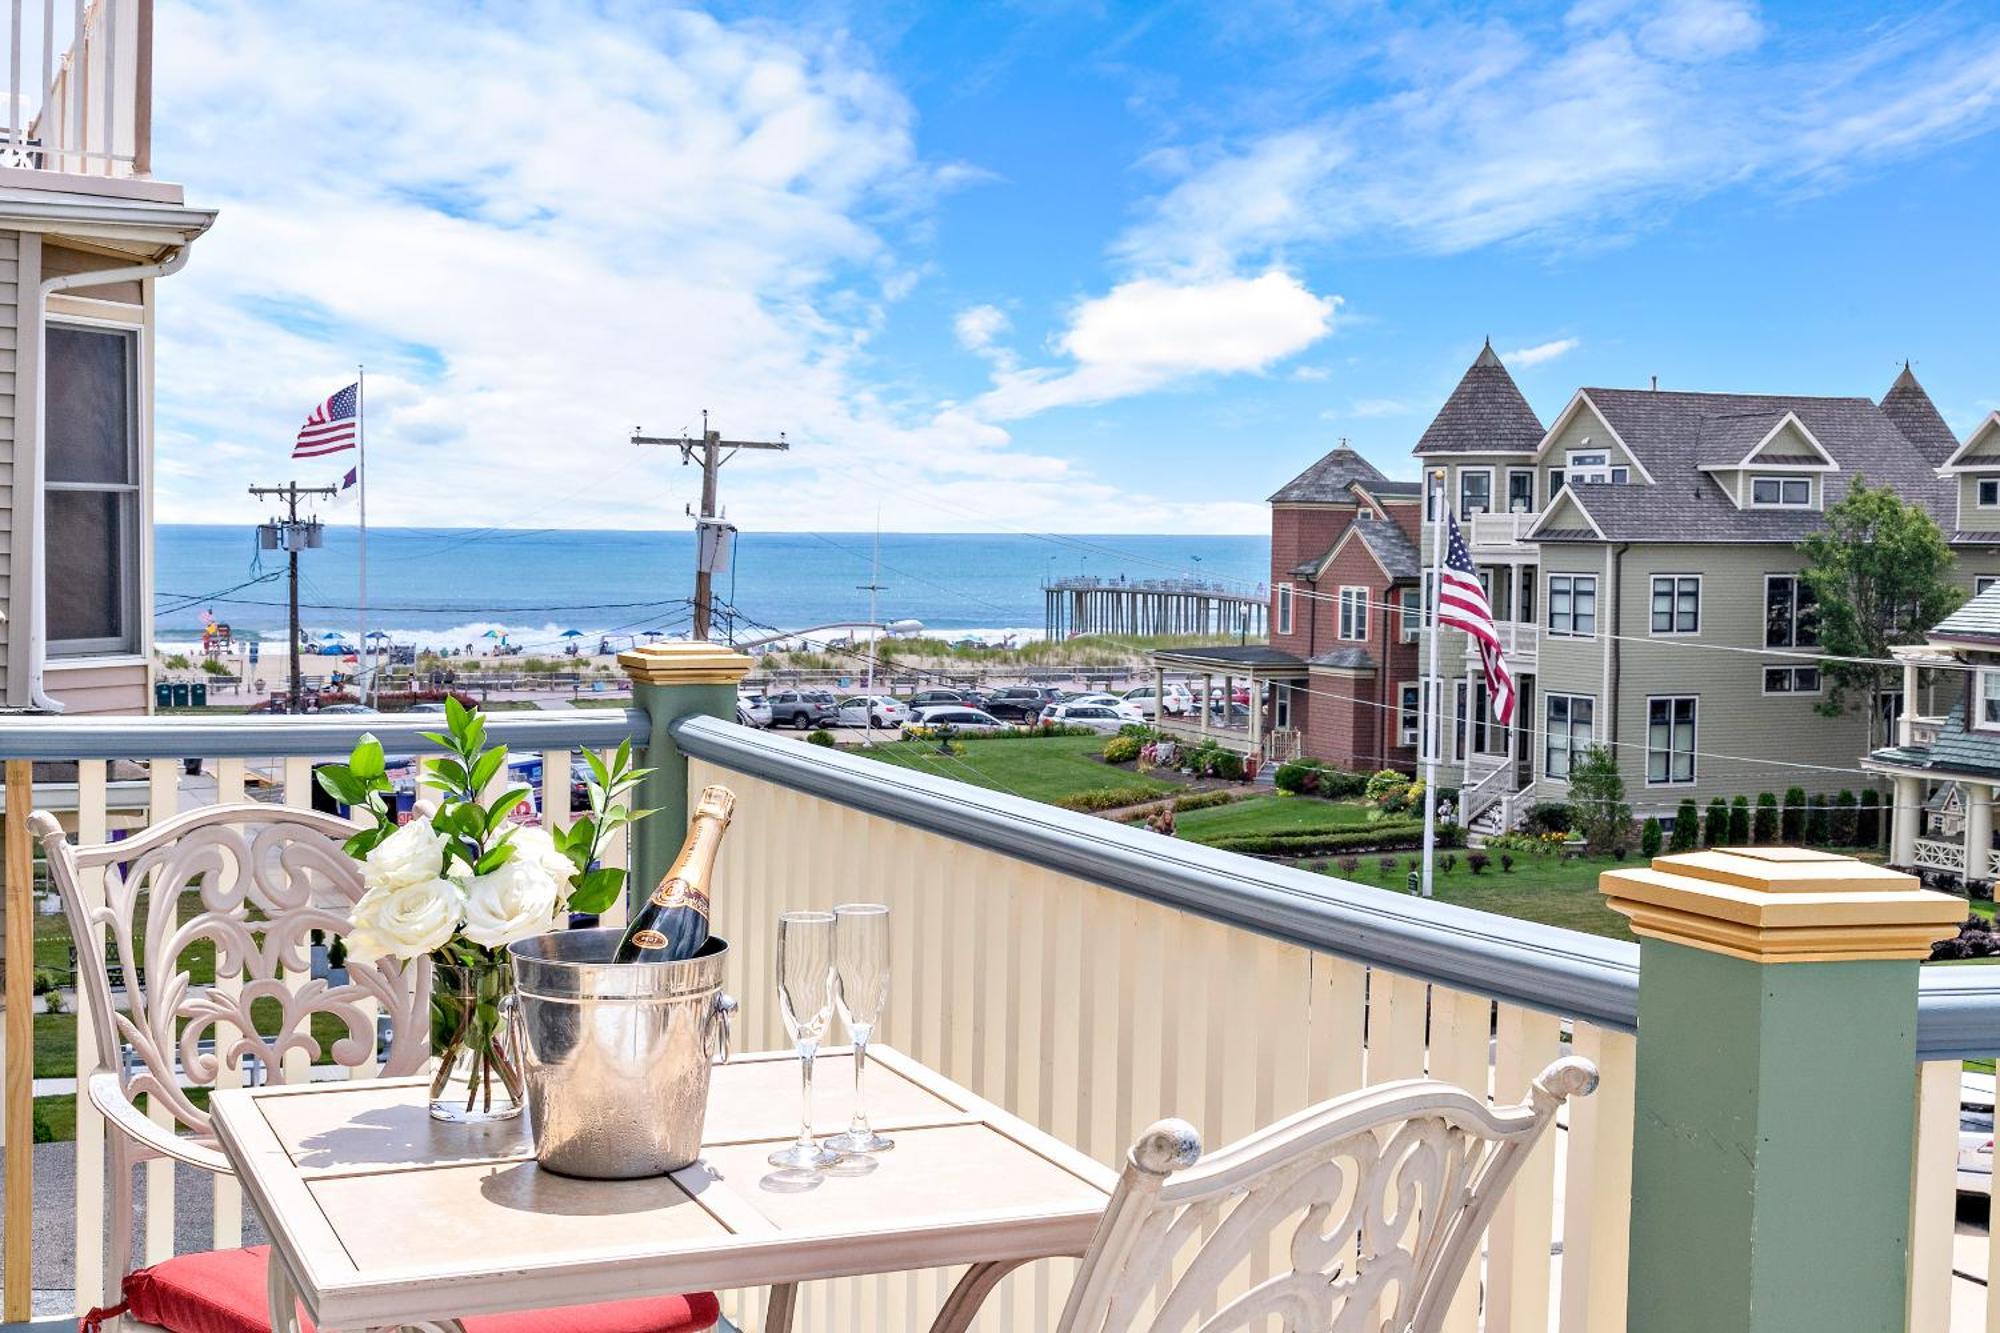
{"left": 1053, "top": 1056, "right": 1599, "bottom": 1333}
{"left": 37, "top": 802, "right": 719, "bottom": 1333}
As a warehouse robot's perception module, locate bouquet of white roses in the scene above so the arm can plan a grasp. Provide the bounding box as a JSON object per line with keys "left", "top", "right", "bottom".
{"left": 317, "top": 698, "right": 650, "bottom": 1118}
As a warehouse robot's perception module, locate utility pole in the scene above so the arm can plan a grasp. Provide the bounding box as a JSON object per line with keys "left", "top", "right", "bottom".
{"left": 632, "top": 411, "right": 788, "bottom": 640}
{"left": 250, "top": 481, "right": 337, "bottom": 713}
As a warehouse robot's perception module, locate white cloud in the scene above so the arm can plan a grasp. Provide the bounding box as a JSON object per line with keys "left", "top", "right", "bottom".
{"left": 953, "top": 304, "right": 1011, "bottom": 353}
{"left": 1348, "top": 398, "right": 1417, "bottom": 418}
{"left": 974, "top": 271, "right": 1337, "bottom": 420}
{"left": 1504, "top": 337, "right": 1581, "bottom": 367}
{"left": 1291, "top": 365, "right": 1331, "bottom": 382}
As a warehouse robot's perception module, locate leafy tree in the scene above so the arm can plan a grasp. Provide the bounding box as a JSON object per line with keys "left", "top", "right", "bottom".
{"left": 1702, "top": 797, "right": 1729, "bottom": 848}
{"left": 1729, "top": 795, "right": 1750, "bottom": 844}
{"left": 1832, "top": 790, "right": 1858, "bottom": 845}
{"left": 1858, "top": 789, "right": 1883, "bottom": 846}
{"left": 1568, "top": 746, "right": 1632, "bottom": 855}
{"left": 1797, "top": 477, "right": 1965, "bottom": 751}
{"left": 1805, "top": 794, "right": 1830, "bottom": 845}
{"left": 1640, "top": 817, "right": 1663, "bottom": 858}
{"left": 1669, "top": 798, "right": 1700, "bottom": 852}
{"left": 1782, "top": 787, "right": 1807, "bottom": 842}
{"left": 1754, "top": 792, "right": 1779, "bottom": 843}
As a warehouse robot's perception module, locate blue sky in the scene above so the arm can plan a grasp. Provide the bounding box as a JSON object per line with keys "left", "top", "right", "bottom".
{"left": 146, "top": 0, "right": 2000, "bottom": 532}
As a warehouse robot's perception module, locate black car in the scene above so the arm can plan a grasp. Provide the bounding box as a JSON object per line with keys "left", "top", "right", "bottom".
{"left": 767, "top": 689, "right": 840, "bottom": 729}
{"left": 982, "top": 685, "right": 1067, "bottom": 721}
{"left": 908, "top": 688, "right": 978, "bottom": 710}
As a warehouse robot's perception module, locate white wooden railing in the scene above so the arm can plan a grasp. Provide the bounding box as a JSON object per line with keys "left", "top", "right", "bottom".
{"left": 4, "top": 0, "right": 150, "bottom": 178}
{"left": 1468, "top": 510, "right": 1542, "bottom": 550}
{"left": 1913, "top": 837, "right": 1966, "bottom": 874}
{"left": 1901, "top": 715, "right": 1945, "bottom": 748}
{"left": 1461, "top": 760, "right": 1512, "bottom": 830}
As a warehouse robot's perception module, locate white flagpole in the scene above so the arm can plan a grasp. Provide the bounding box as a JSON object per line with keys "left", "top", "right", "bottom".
{"left": 356, "top": 367, "right": 368, "bottom": 701}
{"left": 1420, "top": 467, "right": 1447, "bottom": 899}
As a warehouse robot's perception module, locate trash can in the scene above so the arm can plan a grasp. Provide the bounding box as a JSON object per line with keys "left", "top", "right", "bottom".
{"left": 170, "top": 681, "right": 191, "bottom": 708}
{"left": 154, "top": 681, "right": 172, "bottom": 709}
{"left": 191, "top": 681, "right": 208, "bottom": 708}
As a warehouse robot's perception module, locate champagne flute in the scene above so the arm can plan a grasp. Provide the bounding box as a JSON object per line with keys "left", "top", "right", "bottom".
{"left": 768, "top": 911, "right": 841, "bottom": 1171}
{"left": 827, "top": 903, "right": 893, "bottom": 1153}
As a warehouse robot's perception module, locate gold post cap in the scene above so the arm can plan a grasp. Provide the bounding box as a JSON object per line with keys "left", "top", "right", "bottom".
{"left": 617, "top": 641, "right": 754, "bottom": 687}
{"left": 1600, "top": 846, "right": 1965, "bottom": 963}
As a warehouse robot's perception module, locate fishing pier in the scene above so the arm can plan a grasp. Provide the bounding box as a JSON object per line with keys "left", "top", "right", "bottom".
{"left": 1042, "top": 575, "right": 1268, "bottom": 641}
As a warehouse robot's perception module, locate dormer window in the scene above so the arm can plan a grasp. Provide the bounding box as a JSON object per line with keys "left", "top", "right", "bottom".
{"left": 1566, "top": 449, "right": 1628, "bottom": 485}
{"left": 1980, "top": 669, "right": 2000, "bottom": 731}
{"left": 1979, "top": 477, "right": 2000, "bottom": 508}
{"left": 1751, "top": 477, "right": 1811, "bottom": 507}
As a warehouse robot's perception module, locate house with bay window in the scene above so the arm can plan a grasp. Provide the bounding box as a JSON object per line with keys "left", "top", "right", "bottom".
{"left": 1412, "top": 348, "right": 1999, "bottom": 832}
{"left": 0, "top": 5, "right": 213, "bottom": 714}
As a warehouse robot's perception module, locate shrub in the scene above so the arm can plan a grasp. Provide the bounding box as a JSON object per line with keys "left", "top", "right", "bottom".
{"left": 1054, "top": 785, "right": 1163, "bottom": 812}
{"left": 1364, "top": 769, "right": 1408, "bottom": 802}
{"left": 30, "top": 967, "right": 60, "bottom": 996}
{"left": 1468, "top": 852, "right": 1491, "bottom": 875}
{"left": 1377, "top": 856, "right": 1398, "bottom": 875}
{"left": 1858, "top": 789, "right": 1882, "bottom": 846}
{"left": 1440, "top": 852, "right": 1459, "bottom": 874}
{"left": 1199, "top": 820, "right": 1450, "bottom": 857}
{"left": 1729, "top": 795, "right": 1750, "bottom": 844}
{"left": 31, "top": 1106, "right": 52, "bottom": 1143}
{"left": 1640, "top": 817, "right": 1663, "bottom": 857}
{"left": 1117, "top": 723, "right": 1159, "bottom": 740}
{"left": 1336, "top": 856, "right": 1362, "bottom": 875}
{"left": 1500, "top": 852, "right": 1516, "bottom": 873}
{"left": 1754, "top": 792, "right": 1779, "bottom": 843}
{"left": 1831, "top": 789, "right": 1858, "bottom": 845}
{"left": 1782, "top": 786, "right": 1807, "bottom": 842}
{"left": 1804, "top": 794, "right": 1830, "bottom": 845}
{"left": 807, "top": 729, "right": 836, "bottom": 747}
{"left": 1321, "top": 769, "right": 1368, "bottom": 799}
{"left": 1523, "top": 802, "right": 1572, "bottom": 835}
{"left": 1275, "top": 760, "right": 1322, "bottom": 795}
{"left": 1171, "top": 790, "right": 1238, "bottom": 814}
{"left": 1182, "top": 740, "right": 1245, "bottom": 780}
{"left": 1101, "top": 735, "right": 1142, "bottom": 765}
{"left": 163, "top": 652, "right": 191, "bottom": 669}
{"left": 1378, "top": 779, "right": 1423, "bottom": 815}
{"left": 1669, "top": 798, "right": 1701, "bottom": 852}
{"left": 200, "top": 657, "right": 231, "bottom": 676}
{"left": 1702, "top": 797, "right": 1729, "bottom": 848}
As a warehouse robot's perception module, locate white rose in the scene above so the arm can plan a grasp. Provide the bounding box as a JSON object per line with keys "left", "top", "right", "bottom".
{"left": 343, "top": 877, "right": 464, "bottom": 961}
{"left": 363, "top": 819, "right": 449, "bottom": 892}
{"left": 461, "top": 857, "right": 560, "bottom": 949}
{"left": 505, "top": 824, "right": 578, "bottom": 890}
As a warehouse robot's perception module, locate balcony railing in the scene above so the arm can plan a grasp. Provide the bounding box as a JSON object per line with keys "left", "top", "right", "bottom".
{"left": 3, "top": 0, "right": 151, "bottom": 180}
{"left": 1902, "top": 714, "right": 1946, "bottom": 748}
{"left": 1468, "top": 508, "right": 1542, "bottom": 550}
{"left": 0, "top": 706, "right": 1992, "bottom": 1328}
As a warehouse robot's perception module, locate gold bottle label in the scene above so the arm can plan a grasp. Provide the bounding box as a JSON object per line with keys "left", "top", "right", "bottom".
{"left": 647, "top": 877, "right": 712, "bottom": 915}
{"left": 628, "top": 929, "right": 669, "bottom": 951}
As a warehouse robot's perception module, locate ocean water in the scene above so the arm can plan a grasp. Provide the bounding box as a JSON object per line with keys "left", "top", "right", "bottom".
{"left": 156, "top": 525, "right": 1271, "bottom": 654}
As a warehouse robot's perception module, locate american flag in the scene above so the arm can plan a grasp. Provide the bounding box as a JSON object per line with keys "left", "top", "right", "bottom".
{"left": 1438, "top": 510, "right": 1515, "bottom": 725}
{"left": 292, "top": 383, "right": 358, "bottom": 458}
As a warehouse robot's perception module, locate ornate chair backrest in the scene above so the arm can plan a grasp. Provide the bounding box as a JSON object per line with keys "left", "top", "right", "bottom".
{"left": 32, "top": 803, "right": 432, "bottom": 1145}
{"left": 1055, "top": 1058, "right": 1599, "bottom": 1333}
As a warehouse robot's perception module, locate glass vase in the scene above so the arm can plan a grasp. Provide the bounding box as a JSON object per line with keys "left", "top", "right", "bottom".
{"left": 429, "top": 955, "right": 524, "bottom": 1124}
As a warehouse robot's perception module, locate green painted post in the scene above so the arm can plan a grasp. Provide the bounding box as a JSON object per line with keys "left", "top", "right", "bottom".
{"left": 1601, "top": 848, "right": 1963, "bottom": 1333}
{"left": 619, "top": 643, "right": 751, "bottom": 912}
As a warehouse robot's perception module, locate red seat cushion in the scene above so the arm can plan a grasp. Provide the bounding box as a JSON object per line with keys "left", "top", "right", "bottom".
{"left": 86, "top": 1245, "right": 718, "bottom": 1333}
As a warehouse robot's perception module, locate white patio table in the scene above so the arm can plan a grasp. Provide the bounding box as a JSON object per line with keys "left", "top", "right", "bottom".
{"left": 208, "top": 1045, "right": 1116, "bottom": 1333}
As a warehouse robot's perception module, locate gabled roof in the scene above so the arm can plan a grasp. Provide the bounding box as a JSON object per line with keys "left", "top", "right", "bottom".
{"left": 1269, "top": 445, "right": 1393, "bottom": 503}
{"left": 1412, "top": 341, "right": 1546, "bottom": 456}
{"left": 1535, "top": 390, "right": 1658, "bottom": 483}
{"left": 1525, "top": 485, "right": 1607, "bottom": 542}
{"left": 1692, "top": 410, "right": 1836, "bottom": 470}
{"left": 1879, "top": 363, "right": 1961, "bottom": 467}
{"left": 1352, "top": 516, "right": 1420, "bottom": 580}
{"left": 1869, "top": 702, "right": 2000, "bottom": 782}
{"left": 1929, "top": 584, "right": 2000, "bottom": 643}
{"left": 1307, "top": 646, "right": 1376, "bottom": 671}
{"left": 1939, "top": 413, "right": 2000, "bottom": 473}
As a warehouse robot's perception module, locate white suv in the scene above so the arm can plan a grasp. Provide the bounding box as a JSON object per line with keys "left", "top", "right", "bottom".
{"left": 1123, "top": 683, "right": 1192, "bottom": 719}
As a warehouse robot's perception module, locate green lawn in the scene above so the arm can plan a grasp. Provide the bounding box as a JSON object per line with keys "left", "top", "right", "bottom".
{"left": 1303, "top": 850, "right": 1640, "bottom": 941}
{"left": 1172, "top": 794, "right": 1371, "bottom": 840}
{"left": 1972, "top": 898, "right": 1995, "bottom": 921}
{"left": 853, "top": 735, "right": 1173, "bottom": 805}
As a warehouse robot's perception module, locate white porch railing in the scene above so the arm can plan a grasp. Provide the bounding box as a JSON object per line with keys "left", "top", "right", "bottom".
{"left": 1461, "top": 759, "right": 1512, "bottom": 829}
{"left": 4, "top": 0, "right": 150, "bottom": 178}
{"left": 1901, "top": 715, "right": 1945, "bottom": 748}
{"left": 1912, "top": 837, "right": 1966, "bottom": 873}
{"left": 1468, "top": 509, "right": 1542, "bottom": 550}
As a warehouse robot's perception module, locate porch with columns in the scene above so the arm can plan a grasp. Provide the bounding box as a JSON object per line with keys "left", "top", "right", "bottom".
{"left": 1148, "top": 645, "right": 1310, "bottom": 762}
{"left": 1869, "top": 644, "right": 1998, "bottom": 887}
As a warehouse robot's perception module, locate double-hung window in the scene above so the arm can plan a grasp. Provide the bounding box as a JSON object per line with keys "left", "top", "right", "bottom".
{"left": 1506, "top": 470, "right": 1535, "bottom": 513}
{"left": 46, "top": 324, "right": 140, "bottom": 657}
{"left": 1337, "top": 587, "right": 1368, "bottom": 640}
{"left": 1650, "top": 575, "right": 1699, "bottom": 635}
{"left": 1398, "top": 683, "right": 1420, "bottom": 747}
{"left": 1751, "top": 476, "right": 1812, "bottom": 506}
{"left": 1398, "top": 587, "right": 1420, "bottom": 642}
{"left": 1977, "top": 478, "right": 2000, "bottom": 508}
{"left": 1765, "top": 575, "right": 1819, "bottom": 648}
{"left": 1548, "top": 574, "right": 1597, "bottom": 637}
{"left": 1459, "top": 469, "right": 1493, "bottom": 516}
{"left": 1762, "top": 665, "right": 1823, "bottom": 695}
{"left": 1980, "top": 671, "right": 2000, "bottom": 731}
{"left": 1276, "top": 583, "right": 1294, "bottom": 636}
{"left": 1544, "top": 694, "right": 1594, "bottom": 781}
{"left": 1646, "top": 696, "right": 1698, "bottom": 785}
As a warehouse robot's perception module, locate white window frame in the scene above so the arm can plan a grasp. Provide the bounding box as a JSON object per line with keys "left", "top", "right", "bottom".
{"left": 1458, "top": 467, "right": 1494, "bottom": 517}
{"left": 1761, "top": 665, "right": 1823, "bottom": 696}
{"left": 1398, "top": 682, "right": 1420, "bottom": 747}
{"left": 1505, "top": 468, "right": 1536, "bottom": 513}
{"left": 1544, "top": 692, "right": 1595, "bottom": 783}
{"left": 1979, "top": 670, "right": 2000, "bottom": 733}
{"left": 1273, "top": 684, "right": 1292, "bottom": 731}
{"left": 1979, "top": 575, "right": 2000, "bottom": 596}
{"left": 1547, "top": 466, "right": 1566, "bottom": 494}
{"left": 1337, "top": 586, "right": 1369, "bottom": 641}
{"left": 1547, "top": 573, "right": 1598, "bottom": 638}
{"left": 1646, "top": 695, "right": 1699, "bottom": 787}
{"left": 1276, "top": 582, "right": 1294, "bottom": 636}
{"left": 1567, "top": 449, "right": 1629, "bottom": 487}
{"left": 1649, "top": 574, "right": 1701, "bottom": 636}
{"left": 1398, "top": 587, "right": 1420, "bottom": 643}
{"left": 1764, "top": 574, "right": 1819, "bottom": 649}
{"left": 1980, "top": 478, "right": 2000, "bottom": 509}
{"left": 45, "top": 317, "right": 144, "bottom": 659}
{"left": 1750, "top": 476, "right": 1813, "bottom": 507}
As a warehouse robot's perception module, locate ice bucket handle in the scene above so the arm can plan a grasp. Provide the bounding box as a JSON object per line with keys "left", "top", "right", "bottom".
{"left": 709, "top": 992, "right": 736, "bottom": 1064}
{"left": 499, "top": 991, "right": 524, "bottom": 1077}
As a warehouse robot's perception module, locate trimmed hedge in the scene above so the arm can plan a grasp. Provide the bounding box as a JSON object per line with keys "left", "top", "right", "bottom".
{"left": 1171, "top": 789, "right": 1240, "bottom": 814}
{"left": 1273, "top": 761, "right": 1370, "bottom": 799}
{"left": 1729, "top": 795, "right": 1750, "bottom": 844}
{"left": 1753, "top": 792, "right": 1779, "bottom": 843}
{"left": 1669, "top": 798, "right": 1699, "bottom": 852}
{"left": 1101, "top": 734, "right": 1142, "bottom": 764}
{"left": 1858, "top": 788, "right": 1882, "bottom": 846}
{"left": 1055, "top": 784, "right": 1166, "bottom": 812}
{"left": 1640, "top": 816, "right": 1663, "bottom": 857}
{"left": 1200, "top": 821, "right": 1461, "bottom": 857}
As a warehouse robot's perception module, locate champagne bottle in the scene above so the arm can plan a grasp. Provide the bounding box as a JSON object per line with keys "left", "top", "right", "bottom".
{"left": 614, "top": 784, "right": 736, "bottom": 963}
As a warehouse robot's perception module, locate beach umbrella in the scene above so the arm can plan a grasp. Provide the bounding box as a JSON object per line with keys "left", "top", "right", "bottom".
{"left": 483, "top": 629, "right": 502, "bottom": 639}
{"left": 319, "top": 631, "right": 341, "bottom": 641}
{"left": 560, "top": 629, "right": 584, "bottom": 639}
{"left": 366, "top": 630, "right": 390, "bottom": 640}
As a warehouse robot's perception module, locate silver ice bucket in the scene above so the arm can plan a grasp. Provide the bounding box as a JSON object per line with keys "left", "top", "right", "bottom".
{"left": 506, "top": 928, "right": 734, "bottom": 1179}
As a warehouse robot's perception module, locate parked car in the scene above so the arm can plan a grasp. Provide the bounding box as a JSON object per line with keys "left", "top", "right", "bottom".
{"left": 1063, "top": 692, "right": 1145, "bottom": 722}
{"left": 1123, "top": 683, "right": 1193, "bottom": 718}
{"left": 838, "top": 695, "right": 910, "bottom": 729}
{"left": 908, "top": 688, "right": 981, "bottom": 710}
{"left": 1036, "top": 702, "right": 1132, "bottom": 735}
{"left": 982, "top": 685, "right": 1067, "bottom": 721}
{"left": 908, "top": 706, "right": 1009, "bottom": 734}
{"left": 317, "top": 703, "right": 377, "bottom": 715}
{"left": 766, "top": 689, "right": 839, "bottom": 729}
{"left": 737, "top": 693, "right": 772, "bottom": 728}
{"left": 1963, "top": 1073, "right": 1994, "bottom": 1197}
